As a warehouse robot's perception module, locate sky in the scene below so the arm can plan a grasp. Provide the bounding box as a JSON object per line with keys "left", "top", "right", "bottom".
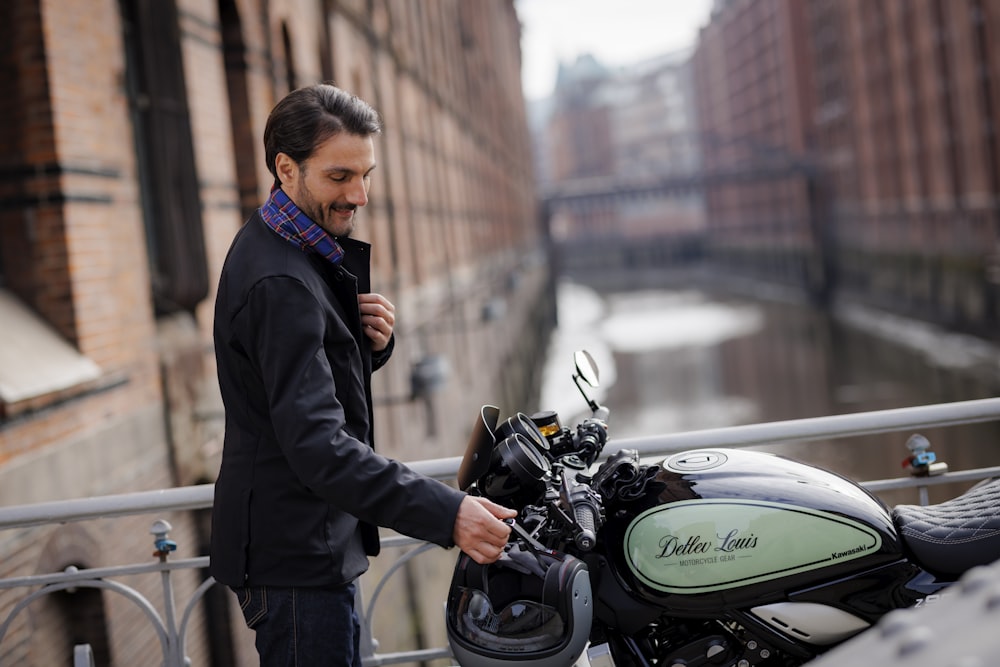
{"left": 515, "top": 0, "right": 716, "bottom": 100}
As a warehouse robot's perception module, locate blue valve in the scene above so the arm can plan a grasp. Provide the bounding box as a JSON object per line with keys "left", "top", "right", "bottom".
{"left": 155, "top": 538, "right": 178, "bottom": 553}
{"left": 151, "top": 519, "right": 177, "bottom": 557}
{"left": 902, "top": 434, "right": 947, "bottom": 477}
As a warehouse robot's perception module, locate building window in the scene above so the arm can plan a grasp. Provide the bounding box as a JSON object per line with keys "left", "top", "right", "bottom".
{"left": 119, "top": 0, "right": 208, "bottom": 315}
{"left": 219, "top": 0, "right": 259, "bottom": 223}
{"left": 281, "top": 22, "right": 297, "bottom": 94}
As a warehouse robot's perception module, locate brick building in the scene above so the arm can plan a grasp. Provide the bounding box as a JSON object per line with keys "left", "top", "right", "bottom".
{"left": 808, "top": 0, "right": 1000, "bottom": 330}
{"left": 0, "top": 0, "right": 549, "bottom": 664}
{"left": 693, "top": 0, "right": 1000, "bottom": 331}
{"left": 692, "top": 0, "right": 823, "bottom": 296}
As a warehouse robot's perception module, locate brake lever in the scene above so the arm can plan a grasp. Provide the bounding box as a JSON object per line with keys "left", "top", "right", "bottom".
{"left": 504, "top": 518, "right": 554, "bottom": 555}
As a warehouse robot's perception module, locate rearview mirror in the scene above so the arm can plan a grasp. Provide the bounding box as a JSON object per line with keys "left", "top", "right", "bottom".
{"left": 574, "top": 350, "right": 599, "bottom": 388}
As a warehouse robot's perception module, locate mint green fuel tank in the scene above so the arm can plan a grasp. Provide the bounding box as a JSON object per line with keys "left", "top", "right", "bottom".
{"left": 599, "top": 448, "right": 905, "bottom": 614}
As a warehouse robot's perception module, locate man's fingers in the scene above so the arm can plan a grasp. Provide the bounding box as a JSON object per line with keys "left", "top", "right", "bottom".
{"left": 454, "top": 496, "right": 515, "bottom": 563}
{"left": 487, "top": 499, "right": 518, "bottom": 519}
{"left": 466, "top": 542, "right": 505, "bottom": 565}
{"left": 470, "top": 495, "right": 517, "bottom": 518}
{"left": 358, "top": 293, "right": 396, "bottom": 324}
{"left": 483, "top": 515, "right": 513, "bottom": 540}
{"left": 467, "top": 497, "right": 516, "bottom": 538}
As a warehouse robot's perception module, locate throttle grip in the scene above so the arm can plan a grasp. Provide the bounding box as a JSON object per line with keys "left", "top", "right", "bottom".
{"left": 562, "top": 476, "right": 603, "bottom": 551}
{"left": 574, "top": 503, "right": 598, "bottom": 550}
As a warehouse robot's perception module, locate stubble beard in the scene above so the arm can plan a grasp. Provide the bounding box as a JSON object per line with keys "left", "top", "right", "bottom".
{"left": 297, "top": 180, "right": 357, "bottom": 238}
{"left": 313, "top": 204, "right": 356, "bottom": 239}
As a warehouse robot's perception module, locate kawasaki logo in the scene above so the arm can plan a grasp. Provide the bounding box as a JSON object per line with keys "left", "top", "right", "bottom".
{"left": 831, "top": 544, "right": 869, "bottom": 560}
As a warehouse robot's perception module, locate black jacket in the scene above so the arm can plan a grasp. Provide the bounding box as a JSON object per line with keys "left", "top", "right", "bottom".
{"left": 210, "top": 213, "right": 464, "bottom": 588}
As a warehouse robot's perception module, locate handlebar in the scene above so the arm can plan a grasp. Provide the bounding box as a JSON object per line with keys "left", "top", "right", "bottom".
{"left": 560, "top": 474, "right": 603, "bottom": 551}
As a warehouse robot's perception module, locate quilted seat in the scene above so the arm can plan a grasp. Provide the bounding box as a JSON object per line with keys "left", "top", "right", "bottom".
{"left": 892, "top": 478, "right": 1000, "bottom": 578}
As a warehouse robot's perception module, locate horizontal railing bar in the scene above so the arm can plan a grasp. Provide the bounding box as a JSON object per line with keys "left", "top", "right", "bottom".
{"left": 0, "top": 557, "right": 209, "bottom": 591}
{"left": 1, "top": 398, "right": 997, "bottom": 534}
{"left": 603, "top": 397, "right": 1000, "bottom": 458}
{"left": 377, "top": 534, "right": 431, "bottom": 549}
{"left": 0, "top": 485, "right": 214, "bottom": 532}
{"left": 405, "top": 455, "right": 463, "bottom": 481}
{"left": 860, "top": 466, "right": 1000, "bottom": 492}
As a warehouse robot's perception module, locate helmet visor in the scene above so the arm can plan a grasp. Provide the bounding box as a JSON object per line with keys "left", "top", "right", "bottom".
{"left": 449, "top": 586, "right": 566, "bottom": 653}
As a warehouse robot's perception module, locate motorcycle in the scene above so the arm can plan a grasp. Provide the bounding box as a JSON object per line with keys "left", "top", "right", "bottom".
{"left": 444, "top": 350, "right": 1000, "bottom": 666}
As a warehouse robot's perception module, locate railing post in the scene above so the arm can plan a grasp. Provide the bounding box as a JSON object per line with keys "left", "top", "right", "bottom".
{"left": 151, "top": 519, "right": 186, "bottom": 667}
{"left": 356, "top": 580, "right": 379, "bottom": 665}
{"left": 73, "top": 644, "right": 95, "bottom": 667}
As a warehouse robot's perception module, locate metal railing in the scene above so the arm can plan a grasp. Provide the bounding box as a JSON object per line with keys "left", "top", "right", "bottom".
{"left": 1, "top": 397, "right": 1000, "bottom": 666}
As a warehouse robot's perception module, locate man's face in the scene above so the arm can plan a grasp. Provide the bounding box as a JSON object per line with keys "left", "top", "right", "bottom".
{"left": 276, "top": 132, "right": 376, "bottom": 238}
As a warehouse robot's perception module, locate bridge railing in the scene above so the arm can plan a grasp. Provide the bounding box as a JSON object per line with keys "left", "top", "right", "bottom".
{"left": 2, "top": 397, "right": 1000, "bottom": 666}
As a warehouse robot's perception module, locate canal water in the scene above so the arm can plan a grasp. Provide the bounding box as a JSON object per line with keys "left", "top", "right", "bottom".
{"left": 540, "top": 278, "right": 1000, "bottom": 507}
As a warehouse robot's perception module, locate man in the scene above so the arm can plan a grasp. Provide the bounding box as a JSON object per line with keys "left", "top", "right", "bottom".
{"left": 211, "top": 84, "right": 515, "bottom": 666}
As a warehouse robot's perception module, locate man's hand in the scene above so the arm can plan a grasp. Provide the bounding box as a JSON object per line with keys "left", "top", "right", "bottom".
{"left": 358, "top": 293, "right": 395, "bottom": 352}
{"left": 453, "top": 496, "right": 517, "bottom": 564}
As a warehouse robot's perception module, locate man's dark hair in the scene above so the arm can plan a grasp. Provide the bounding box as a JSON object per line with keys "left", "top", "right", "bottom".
{"left": 264, "top": 84, "right": 383, "bottom": 187}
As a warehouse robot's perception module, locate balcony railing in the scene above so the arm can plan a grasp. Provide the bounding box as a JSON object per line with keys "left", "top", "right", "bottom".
{"left": 2, "top": 398, "right": 1000, "bottom": 666}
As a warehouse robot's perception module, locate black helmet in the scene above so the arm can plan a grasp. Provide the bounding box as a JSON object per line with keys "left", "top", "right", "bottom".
{"left": 446, "top": 545, "right": 592, "bottom": 667}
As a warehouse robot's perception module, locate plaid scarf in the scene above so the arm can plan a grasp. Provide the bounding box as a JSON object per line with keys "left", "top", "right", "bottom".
{"left": 258, "top": 186, "right": 345, "bottom": 266}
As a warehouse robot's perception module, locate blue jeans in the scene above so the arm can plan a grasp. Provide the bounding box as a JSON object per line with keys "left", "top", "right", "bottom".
{"left": 232, "top": 584, "right": 362, "bottom": 667}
